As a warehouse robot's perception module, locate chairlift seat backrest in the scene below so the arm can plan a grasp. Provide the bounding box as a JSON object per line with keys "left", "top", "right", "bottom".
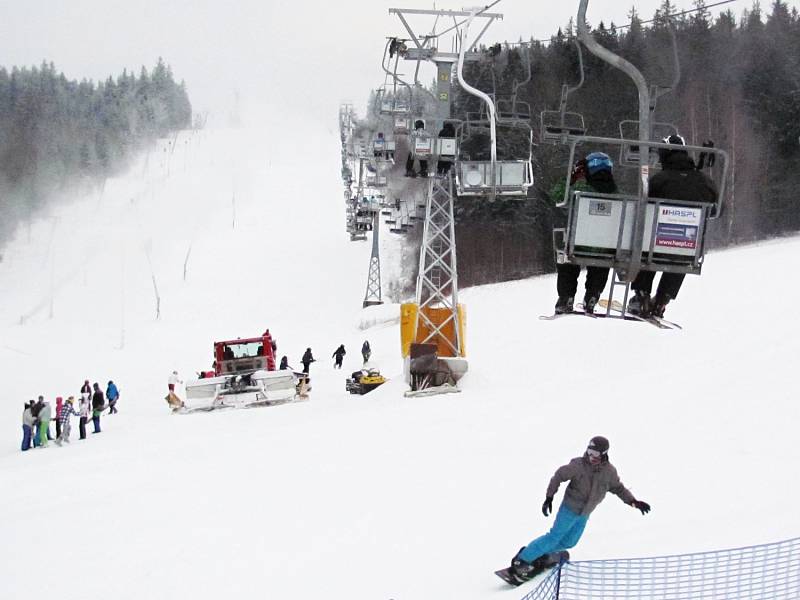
{"left": 540, "top": 110, "right": 587, "bottom": 143}
{"left": 456, "top": 161, "right": 533, "bottom": 197}
{"left": 436, "top": 138, "right": 457, "bottom": 157}
{"left": 565, "top": 191, "right": 711, "bottom": 272}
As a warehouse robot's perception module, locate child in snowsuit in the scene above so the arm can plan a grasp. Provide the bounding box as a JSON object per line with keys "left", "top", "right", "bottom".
{"left": 505, "top": 437, "right": 651, "bottom": 584}
{"left": 56, "top": 397, "right": 79, "bottom": 445}
{"left": 332, "top": 345, "right": 346, "bottom": 369}
{"left": 21, "top": 402, "right": 34, "bottom": 451}
{"left": 106, "top": 380, "right": 120, "bottom": 414}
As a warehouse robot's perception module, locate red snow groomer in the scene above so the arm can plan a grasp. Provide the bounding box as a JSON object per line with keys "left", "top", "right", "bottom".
{"left": 185, "top": 330, "right": 306, "bottom": 411}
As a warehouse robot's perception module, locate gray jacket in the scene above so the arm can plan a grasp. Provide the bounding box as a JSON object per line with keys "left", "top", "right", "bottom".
{"left": 22, "top": 407, "right": 34, "bottom": 427}
{"left": 38, "top": 402, "right": 52, "bottom": 421}
{"left": 546, "top": 455, "right": 636, "bottom": 516}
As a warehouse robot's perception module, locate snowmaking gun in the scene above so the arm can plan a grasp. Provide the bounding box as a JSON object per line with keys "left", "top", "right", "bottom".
{"left": 183, "top": 330, "right": 308, "bottom": 412}
{"left": 346, "top": 369, "right": 387, "bottom": 395}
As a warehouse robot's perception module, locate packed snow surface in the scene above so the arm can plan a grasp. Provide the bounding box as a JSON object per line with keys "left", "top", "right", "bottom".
{"left": 0, "top": 124, "right": 797, "bottom": 600}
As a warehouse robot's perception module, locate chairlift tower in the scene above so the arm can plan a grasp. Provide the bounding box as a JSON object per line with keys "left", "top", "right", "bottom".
{"left": 390, "top": 7, "right": 501, "bottom": 389}
{"left": 363, "top": 212, "right": 383, "bottom": 307}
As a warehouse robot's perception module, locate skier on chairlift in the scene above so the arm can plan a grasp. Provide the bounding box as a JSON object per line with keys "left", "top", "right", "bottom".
{"left": 628, "top": 135, "right": 718, "bottom": 318}
{"left": 555, "top": 152, "right": 618, "bottom": 315}
{"left": 500, "top": 436, "right": 650, "bottom": 586}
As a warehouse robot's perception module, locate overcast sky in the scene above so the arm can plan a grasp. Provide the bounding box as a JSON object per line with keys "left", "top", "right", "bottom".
{"left": 1, "top": 0, "right": 796, "bottom": 124}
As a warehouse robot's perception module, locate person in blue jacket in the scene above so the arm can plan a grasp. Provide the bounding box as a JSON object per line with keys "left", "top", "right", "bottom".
{"left": 106, "top": 380, "right": 120, "bottom": 414}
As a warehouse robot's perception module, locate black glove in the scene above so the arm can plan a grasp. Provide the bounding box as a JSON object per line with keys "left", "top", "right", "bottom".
{"left": 632, "top": 500, "right": 651, "bottom": 515}
{"left": 542, "top": 496, "right": 553, "bottom": 517}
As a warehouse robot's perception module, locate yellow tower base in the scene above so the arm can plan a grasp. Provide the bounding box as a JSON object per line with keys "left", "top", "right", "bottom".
{"left": 400, "top": 302, "right": 466, "bottom": 358}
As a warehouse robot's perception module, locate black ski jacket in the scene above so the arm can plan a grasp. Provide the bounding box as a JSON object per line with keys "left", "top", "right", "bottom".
{"left": 650, "top": 152, "right": 717, "bottom": 204}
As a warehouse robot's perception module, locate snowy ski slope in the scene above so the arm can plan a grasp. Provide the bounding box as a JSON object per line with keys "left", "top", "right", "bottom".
{"left": 0, "top": 123, "right": 797, "bottom": 600}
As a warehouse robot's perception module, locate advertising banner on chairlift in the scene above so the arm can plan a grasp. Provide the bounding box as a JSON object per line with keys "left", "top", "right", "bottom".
{"left": 654, "top": 205, "right": 701, "bottom": 255}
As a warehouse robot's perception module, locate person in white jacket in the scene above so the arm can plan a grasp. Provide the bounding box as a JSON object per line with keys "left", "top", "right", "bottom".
{"left": 168, "top": 370, "right": 183, "bottom": 393}
{"left": 78, "top": 395, "right": 90, "bottom": 440}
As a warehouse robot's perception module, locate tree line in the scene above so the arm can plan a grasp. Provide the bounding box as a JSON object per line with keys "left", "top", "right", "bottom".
{"left": 0, "top": 58, "right": 191, "bottom": 245}
{"left": 432, "top": 1, "right": 800, "bottom": 287}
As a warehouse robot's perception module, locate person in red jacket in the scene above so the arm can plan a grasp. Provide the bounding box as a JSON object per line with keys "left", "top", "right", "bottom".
{"left": 55, "top": 396, "right": 64, "bottom": 439}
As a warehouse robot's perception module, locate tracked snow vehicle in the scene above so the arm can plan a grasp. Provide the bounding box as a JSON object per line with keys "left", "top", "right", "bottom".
{"left": 346, "top": 369, "right": 387, "bottom": 395}
{"left": 185, "top": 331, "right": 305, "bottom": 411}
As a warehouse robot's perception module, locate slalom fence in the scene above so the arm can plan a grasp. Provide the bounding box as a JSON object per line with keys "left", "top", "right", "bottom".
{"left": 521, "top": 537, "right": 800, "bottom": 600}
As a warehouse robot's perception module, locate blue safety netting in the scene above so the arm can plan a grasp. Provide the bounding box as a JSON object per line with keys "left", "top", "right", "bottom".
{"left": 521, "top": 537, "right": 800, "bottom": 600}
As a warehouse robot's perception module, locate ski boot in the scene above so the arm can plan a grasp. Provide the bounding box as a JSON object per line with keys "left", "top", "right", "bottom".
{"left": 651, "top": 291, "right": 672, "bottom": 318}
{"left": 554, "top": 296, "right": 574, "bottom": 315}
{"left": 583, "top": 294, "right": 599, "bottom": 315}
{"left": 510, "top": 548, "right": 548, "bottom": 583}
{"left": 627, "top": 290, "right": 651, "bottom": 317}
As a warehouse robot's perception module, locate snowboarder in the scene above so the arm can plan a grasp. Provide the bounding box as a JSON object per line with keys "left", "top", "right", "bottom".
{"left": 279, "top": 356, "right": 291, "bottom": 370}
{"left": 21, "top": 401, "right": 34, "bottom": 451}
{"left": 106, "top": 380, "right": 120, "bottom": 414}
{"left": 91, "top": 383, "right": 104, "bottom": 433}
{"left": 501, "top": 436, "right": 650, "bottom": 585}
{"left": 301, "top": 348, "right": 315, "bottom": 374}
{"left": 628, "top": 135, "right": 718, "bottom": 318}
{"left": 361, "top": 340, "right": 371, "bottom": 364}
{"left": 55, "top": 397, "right": 79, "bottom": 445}
{"left": 332, "top": 344, "right": 346, "bottom": 369}
{"left": 168, "top": 370, "right": 183, "bottom": 394}
{"left": 554, "top": 153, "right": 618, "bottom": 315}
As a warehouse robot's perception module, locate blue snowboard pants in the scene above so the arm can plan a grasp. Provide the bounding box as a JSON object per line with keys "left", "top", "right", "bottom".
{"left": 519, "top": 504, "right": 589, "bottom": 562}
{"left": 21, "top": 425, "right": 32, "bottom": 451}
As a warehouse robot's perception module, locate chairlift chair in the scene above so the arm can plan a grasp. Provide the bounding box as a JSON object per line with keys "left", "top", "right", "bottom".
{"left": 539, "top": 40, "right": 588, "bottom": 144}
{"left": 454, "top": 119, "right": 534, "bottom": 197}
{"left": 553, "top": 136, "right": 729, "bottom": 279}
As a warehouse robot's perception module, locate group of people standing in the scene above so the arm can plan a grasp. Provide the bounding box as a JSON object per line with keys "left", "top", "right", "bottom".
{"left": 21, "top": 379, "right": 119, "bottom": 451}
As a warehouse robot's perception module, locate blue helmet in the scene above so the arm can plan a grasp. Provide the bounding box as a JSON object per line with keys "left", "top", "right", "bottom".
{"left": 585, "top": 152, "right": 613, "bottom": 175}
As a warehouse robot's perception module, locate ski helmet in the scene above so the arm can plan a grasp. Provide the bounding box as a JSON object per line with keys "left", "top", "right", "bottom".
{"left": 585, "top": 152, "right": 613, "bottom": 175}
{"left": 587, "top": 436, "right": 610, "bottom": 455}
{"left": 659, "top": 134, "right": 688, "bottom": 163}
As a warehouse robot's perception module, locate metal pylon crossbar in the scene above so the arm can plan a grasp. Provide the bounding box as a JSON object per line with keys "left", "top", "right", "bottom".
{"left": 414, "top": 174, "right": 462, "bottom": 356}
{"left": 363, "top": 213, "right": 382, "bottom": 307}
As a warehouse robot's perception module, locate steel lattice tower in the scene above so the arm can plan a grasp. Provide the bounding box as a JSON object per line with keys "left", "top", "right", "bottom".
{"left": 413, "top": 174, "right": 462, "bottom": 356}
{"left": 362, "top": 212, "right": 383, "bottom": 307}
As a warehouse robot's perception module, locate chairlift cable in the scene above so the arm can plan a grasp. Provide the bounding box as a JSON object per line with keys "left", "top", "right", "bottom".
{"left": 524, "top": 0, "right": 742, "bottom": 44}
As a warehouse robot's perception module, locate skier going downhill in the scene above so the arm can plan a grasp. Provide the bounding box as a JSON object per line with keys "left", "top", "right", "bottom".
{"left": 499, "top": 436, "right": 651, "bottom": 586}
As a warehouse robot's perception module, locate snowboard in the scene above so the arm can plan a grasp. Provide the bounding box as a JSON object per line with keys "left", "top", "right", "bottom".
{"left": 495, "top": 551, "right": 570, "bottom": 587}
{"left": 539, "top": 310, "right": 595, "bottom": 321}
{"left": 598, "top": 298, "right": 683, "bottom": 330}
